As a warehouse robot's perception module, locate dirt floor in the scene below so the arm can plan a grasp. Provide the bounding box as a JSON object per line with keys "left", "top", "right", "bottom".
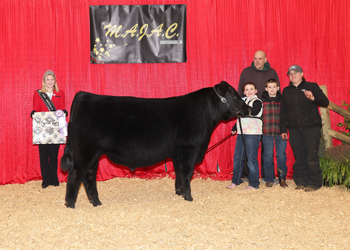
{"left": 1, "top": 177, "right": 349, "bottom": 249}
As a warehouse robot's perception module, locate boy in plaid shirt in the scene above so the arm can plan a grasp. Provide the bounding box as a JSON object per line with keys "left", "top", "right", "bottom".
{"left": 262, "top": 79, "right": 288, "bottom": 188}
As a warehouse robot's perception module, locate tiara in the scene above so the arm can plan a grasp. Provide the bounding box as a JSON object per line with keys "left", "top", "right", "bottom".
{"left": 44, "top": 70, "right": 55, "bottom": 76}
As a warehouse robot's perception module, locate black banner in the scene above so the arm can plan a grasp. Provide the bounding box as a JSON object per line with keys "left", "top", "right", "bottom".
{"left": 90, "top": 5, "right": 186, "bottom": 64}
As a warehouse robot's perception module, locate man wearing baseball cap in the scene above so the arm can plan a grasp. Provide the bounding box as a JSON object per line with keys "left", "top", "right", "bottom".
{"left": 280, "top": 65, "right": 329, "bottom": 192}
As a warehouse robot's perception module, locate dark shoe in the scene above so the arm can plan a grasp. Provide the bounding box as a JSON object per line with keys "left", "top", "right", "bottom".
{"left": 304, "top": 187, "right": 316, "bottom": 192}
{"left": 42, "top": 183, "right": 49, "bottom": 189}
{"left": 279, "top": 180, "right": 288, "bottom": 188}
{"left": 266, "top": 182, "right": 273, "bottom": 187}
{"left": 295, "top": 186, "right": 305, "bottom": 190}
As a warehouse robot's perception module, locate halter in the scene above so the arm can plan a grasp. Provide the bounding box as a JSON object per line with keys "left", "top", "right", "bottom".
{"left": 213, "top": 86, "right": 249, "bottom": 176}
{"left": 212, "top": 86, "right": 230, "bottom": 108}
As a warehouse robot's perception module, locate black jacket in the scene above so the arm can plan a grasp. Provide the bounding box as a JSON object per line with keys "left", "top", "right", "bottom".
{"left": 261, "top": 90, "right": 282, "bottom": 103}
{"left": 280, "top": 79, "right": 329, "bottom": 133}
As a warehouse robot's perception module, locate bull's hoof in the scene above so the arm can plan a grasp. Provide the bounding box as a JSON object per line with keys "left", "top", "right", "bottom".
{"left": 65, "top": 202, "right": 76, "bottom": 209}
{"left": 175, "top": 189, "right": 182, "bottom": 196}
{"left": 184, "top": 195, "right": 193, "bottom": 201}
{"left": 92, "top": 200, "right": 102, "bottom": 207}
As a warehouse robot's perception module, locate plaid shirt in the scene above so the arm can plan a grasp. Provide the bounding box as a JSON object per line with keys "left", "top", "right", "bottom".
{"left": 262, "top": 91, "right": 282, "bottom": 137}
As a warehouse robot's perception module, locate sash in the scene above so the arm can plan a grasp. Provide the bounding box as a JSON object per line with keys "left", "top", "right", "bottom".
{"left": 36, "top": 90, "right": 56, "bottom": 111}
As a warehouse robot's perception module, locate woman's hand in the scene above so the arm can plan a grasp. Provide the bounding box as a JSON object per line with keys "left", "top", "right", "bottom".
{"left": 30, "top": 110, "right": 36, "bottom": 118}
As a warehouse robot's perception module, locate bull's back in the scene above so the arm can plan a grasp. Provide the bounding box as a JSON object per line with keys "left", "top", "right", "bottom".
{"left": 69, "top": 91, "right": 213, "bottom": 165}
{"left": 73, "top": 92, "right": 196, "bottom": 135}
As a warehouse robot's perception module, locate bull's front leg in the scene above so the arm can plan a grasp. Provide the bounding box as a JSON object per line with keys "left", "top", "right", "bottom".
{"left": 82, "top": 160, "right": 102, "bottom": 207}
{"left": 173, "top": 160, "right": 185, "bottom": 196}
{"left": 178, "top": 161, "right": 195, "bottom": 201}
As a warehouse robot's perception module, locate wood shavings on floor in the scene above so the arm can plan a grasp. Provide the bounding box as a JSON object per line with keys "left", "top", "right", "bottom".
{"left": 0, "top": 177, "right": 349, "bottom": 249}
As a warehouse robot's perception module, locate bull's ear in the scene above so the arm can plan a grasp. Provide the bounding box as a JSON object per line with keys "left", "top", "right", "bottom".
{"left": 214, "top": 81, "right": 226, "bottom": 93}
{"left": 219, "top": 80, "right": 228, "bottom": 85}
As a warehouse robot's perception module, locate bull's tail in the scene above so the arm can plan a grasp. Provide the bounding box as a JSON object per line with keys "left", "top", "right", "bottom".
{"left": 60, "top": 92, "right": 82, "bottom": 172}
{"left": 60, "top": 121, "right": 74, "bottom": 171}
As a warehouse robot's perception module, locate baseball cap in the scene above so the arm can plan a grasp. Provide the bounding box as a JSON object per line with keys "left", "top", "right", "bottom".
{"left": 287, "top": 65, "right": 303, "bottom": 75}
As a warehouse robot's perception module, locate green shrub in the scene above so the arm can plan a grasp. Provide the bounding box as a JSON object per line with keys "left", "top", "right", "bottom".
{"left": 320, "top": 156, "right": 350, "bottom": 188}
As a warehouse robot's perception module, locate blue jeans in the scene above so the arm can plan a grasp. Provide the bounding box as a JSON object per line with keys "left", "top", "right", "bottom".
{"left": 262, "top": 135, "right": 287, "bottom": 183}
{"left": 231, "top": 134, "right": 261, "bottom": 189}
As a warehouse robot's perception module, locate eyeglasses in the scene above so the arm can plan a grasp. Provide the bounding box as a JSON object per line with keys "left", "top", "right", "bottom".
{"left": 288, "top": 71, "right": 300, "bottom": 76}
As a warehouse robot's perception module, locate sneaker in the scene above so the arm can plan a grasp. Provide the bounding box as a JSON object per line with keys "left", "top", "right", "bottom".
{"left": 226, "top": 183, "right": 237, "bottom": 189}
{"left": 242, "top": 186, "right": 257, "bottom": 190}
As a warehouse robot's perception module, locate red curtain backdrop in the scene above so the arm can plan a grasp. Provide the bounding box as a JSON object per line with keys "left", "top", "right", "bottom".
{"left": 1, "top": 0, "right": 349, "bottom": 185}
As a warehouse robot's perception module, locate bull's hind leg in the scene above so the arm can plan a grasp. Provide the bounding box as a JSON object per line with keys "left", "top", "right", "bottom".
{"left": 65, "top": 166, "right": 87, "bottom": 208}
{"left": 179, "top": 159, "right": 196, "bottom": 201}
{"left": 82, "top": 160, "right": 102, "bottom": 207}
{"left": 174, "top": 158, "right": 195, "bottom": 201}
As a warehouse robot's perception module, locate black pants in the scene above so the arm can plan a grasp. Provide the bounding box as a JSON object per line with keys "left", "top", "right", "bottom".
{"left": 288, "top": 127, "right": 322, "bottom": 189}
{"left": 38, "top": 144, "right": 60, "bottom": 187}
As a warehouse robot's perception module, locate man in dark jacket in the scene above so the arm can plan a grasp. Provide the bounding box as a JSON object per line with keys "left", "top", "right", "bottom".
{"left": 280, "top": 65, "right": 329, "bottom": 192}
{"left": 238, "top": 50, "right": 280, "bottom": 99}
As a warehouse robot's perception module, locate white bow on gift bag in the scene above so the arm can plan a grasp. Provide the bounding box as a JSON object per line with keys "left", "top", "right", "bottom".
{"left": 55, "top": 110, "right": 68, "bottom": 137}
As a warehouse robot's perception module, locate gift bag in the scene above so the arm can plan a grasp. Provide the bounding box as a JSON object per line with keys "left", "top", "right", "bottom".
{"left": 32, "top": 111, "right": 67, "bottom": 144}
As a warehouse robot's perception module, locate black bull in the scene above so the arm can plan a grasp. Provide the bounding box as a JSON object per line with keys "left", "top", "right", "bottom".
{"left": 61, "top": 81, "right": 250, "bottom": 208}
